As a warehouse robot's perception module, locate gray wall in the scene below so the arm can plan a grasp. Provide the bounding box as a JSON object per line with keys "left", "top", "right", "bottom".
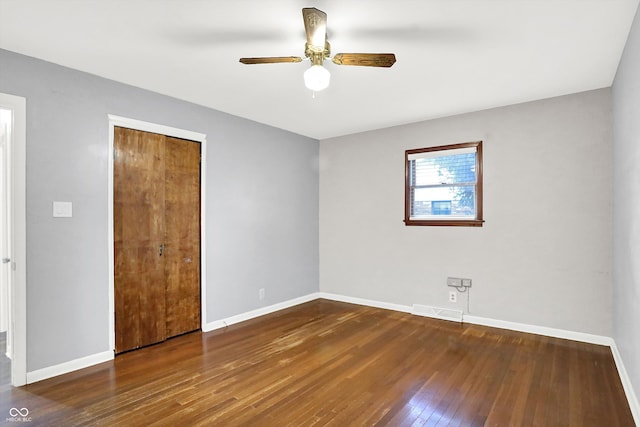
{"left": 320, "top": 89, "right": 613, "bottom": 336}
{"left": 0, "top": 49, "right": 319, "bottom": 371}
{"left": 612, "top": 3, "right": 640, "bottom": 407}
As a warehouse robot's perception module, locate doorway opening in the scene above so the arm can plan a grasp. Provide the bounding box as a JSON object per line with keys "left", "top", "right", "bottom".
{"left": 0, "top": 93, "right": 26, "bottom": 387}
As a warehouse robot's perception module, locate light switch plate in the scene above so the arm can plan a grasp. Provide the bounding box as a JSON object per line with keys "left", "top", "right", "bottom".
{"left": 53, "top": 201, "right": 72, "bottom": 218}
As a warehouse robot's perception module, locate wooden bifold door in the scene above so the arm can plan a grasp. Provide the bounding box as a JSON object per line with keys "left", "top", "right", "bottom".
{"left": 114, "top": 126, "right": 201, "bottom": 354}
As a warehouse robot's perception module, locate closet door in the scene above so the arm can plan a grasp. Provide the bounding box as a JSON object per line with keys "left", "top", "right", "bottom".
{"left": 164, "top": 136, "right": 201, "bottom": 337}
{"left": 114, "top": 127, "right": 167, "bottom": 353}
{"left": 114, "top": 127, "right": 201, "bottom": 354}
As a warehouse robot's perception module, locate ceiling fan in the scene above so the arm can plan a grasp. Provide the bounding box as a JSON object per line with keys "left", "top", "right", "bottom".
{"left": 239, "top": 7, "right": 396, "bottom": 92}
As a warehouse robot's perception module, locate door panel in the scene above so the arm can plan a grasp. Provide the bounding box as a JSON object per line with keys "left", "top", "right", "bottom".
{"left": 114, "top": 127, "right": 167, "bottom": 353}
{"left": 114, "top": 248, "right": 140, "bottom": 353}
{"left": 137, "top": 245, "right": 166, "bottom": 347}
{"left": 164, "top": 136, "right": 201, "bottom": 337}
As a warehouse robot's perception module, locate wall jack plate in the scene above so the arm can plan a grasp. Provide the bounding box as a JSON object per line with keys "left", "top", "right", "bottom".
{"left": 447, "top": 277, "right": 462, "bottom": 287}
{"left": 447, "top": 277, "right": 462, "bottom": 288}
{"left": 447, "top": 277, "right": 472, "bottom": 288}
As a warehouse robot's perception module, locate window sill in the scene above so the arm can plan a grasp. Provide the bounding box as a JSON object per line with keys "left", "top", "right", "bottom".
{"left": 404, "top": 219, "right": 484, "bottom": 227}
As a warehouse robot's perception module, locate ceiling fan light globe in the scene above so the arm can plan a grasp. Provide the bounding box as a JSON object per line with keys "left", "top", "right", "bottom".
{"left": 304, "top": 65, "right": 330, "bottom": 91}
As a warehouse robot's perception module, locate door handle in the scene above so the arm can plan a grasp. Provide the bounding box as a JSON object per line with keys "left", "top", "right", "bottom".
{"left": 2, "top": 257, "right": 10, "bottom": 264}
{"left": 159, "top": 244, "right": 164, "bottom": 257}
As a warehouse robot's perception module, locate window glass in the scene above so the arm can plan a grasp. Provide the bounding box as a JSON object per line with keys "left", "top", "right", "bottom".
{"left": 405, "top": 142, "right": 483, "bottom": 227}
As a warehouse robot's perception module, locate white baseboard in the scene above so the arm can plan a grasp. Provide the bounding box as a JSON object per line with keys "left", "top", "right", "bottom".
{"left": 318, "top": 292, "right": 613, "bottom": 344}
{"left": 317, "top": 292, "right": 413, "bottom": 314}
{"left": 610, "top": 341, "right": 640, "bottom": 425}
{"left": 26, "top": 350, "right": 114, "bottom": 384}
{"left": 463, "top": 314, "right": 614, "bottom": 346}
{"left": 202, "top": 293, "right": 321, "bottom": 332}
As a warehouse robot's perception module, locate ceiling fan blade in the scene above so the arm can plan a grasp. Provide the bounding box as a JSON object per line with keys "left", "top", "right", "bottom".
{"left": 302, "top": 7, "right": 327, "bottom": 52}
{"left": 239, "top": 56, "right": 303, "bottom": 65}
{"left": 332, "top": 53, "right": 397, "bottom": 68}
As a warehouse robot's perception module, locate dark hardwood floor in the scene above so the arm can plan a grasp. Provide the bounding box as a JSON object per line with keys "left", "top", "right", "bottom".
{"left": 0, "top": 300, "right": 634, "bottom": 426}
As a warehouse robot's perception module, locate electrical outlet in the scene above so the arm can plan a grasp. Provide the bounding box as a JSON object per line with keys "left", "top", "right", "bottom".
{"left": 259, "top": 288, "right": 265, "bottom": 300}
{"left": 449, "top": 291, "right": 457, "bottom": 303}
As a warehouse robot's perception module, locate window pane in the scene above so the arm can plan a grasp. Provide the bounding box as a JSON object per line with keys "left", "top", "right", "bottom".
{"left": 413, "top": 152, "right": 476, "bottom": 186}
{"left": 411, "top": 186, "right": 476, "bottom": 218}
{"left": 405, "top": 141, "right": 483, "bottom": 226}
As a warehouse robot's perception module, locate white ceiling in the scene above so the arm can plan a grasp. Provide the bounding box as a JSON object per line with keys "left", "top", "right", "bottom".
{"left": 1, "top": 0, "right": 638, "bottom": 139}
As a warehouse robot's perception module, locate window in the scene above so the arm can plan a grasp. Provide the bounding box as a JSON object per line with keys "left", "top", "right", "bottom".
{"left": 405, "top": 141, "right": 483, "bottom": 227}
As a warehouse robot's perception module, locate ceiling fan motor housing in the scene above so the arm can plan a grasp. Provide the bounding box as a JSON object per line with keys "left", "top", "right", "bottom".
{"left": 305, "top": 41, "right": 331, "bottom": 66}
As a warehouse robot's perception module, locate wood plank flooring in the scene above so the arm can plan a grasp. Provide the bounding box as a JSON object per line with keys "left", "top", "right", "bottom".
{"left": 0, "top": 300, "right": 634, "bottom": 426}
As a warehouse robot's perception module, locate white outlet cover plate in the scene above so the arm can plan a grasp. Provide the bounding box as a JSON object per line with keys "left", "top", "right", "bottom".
{"left": 449, "top": 291, "right": 457, "bottom": 302}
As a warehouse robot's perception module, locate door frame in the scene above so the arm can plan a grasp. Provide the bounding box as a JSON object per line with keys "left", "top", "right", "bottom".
{"left": 107, "top": 115, "right": 207, "bottom": 352}
{"left": 0, "top": 93, "right": 27, "bottom": 386}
